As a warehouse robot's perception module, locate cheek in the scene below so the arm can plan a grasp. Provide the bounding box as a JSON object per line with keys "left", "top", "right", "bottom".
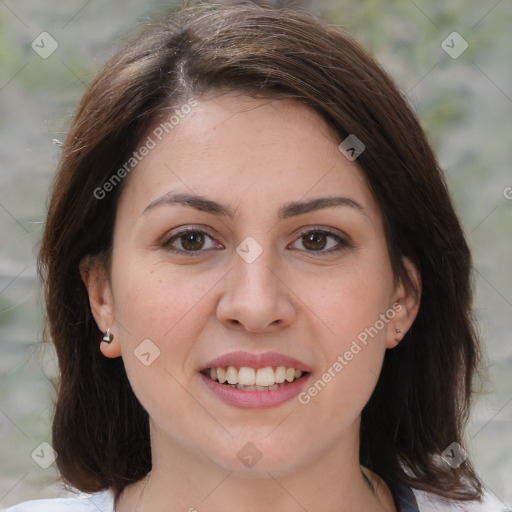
{"left": 110, "top": 261, "right": 222, "bottom": 423}
{"left": 294, "top": 259, "right": 392, "bottom": 413}
{"left": 302, "top": 260, "right": 393, "bottom": 345}
{"left": 297, "top": 274, "right": 389, "bottom": 430}
{"left": 111, "top": 259, "right": 223, "bottom": 361}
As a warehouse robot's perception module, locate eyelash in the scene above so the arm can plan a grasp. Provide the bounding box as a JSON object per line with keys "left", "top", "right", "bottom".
{"left": 161, "top": 226, "right": 352, "bottom": 257}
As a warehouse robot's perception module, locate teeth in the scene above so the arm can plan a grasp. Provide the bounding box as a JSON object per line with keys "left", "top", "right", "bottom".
{"left": 217, "top": 367, "right": 227, "bottom": 384}
{"left": 285, "top": 368, "right": 295, "bottom": 382}
{"left": 255, "top": 367, "right": 275, "bottom": 386}
{"left": 205, "top": 365, "right": 305, "bottom": 388}
{"left": 238, "top": 367, "right": 256, "bottom": 386}
{"left": 275, "top": 366, "right": 286, "bottom": 383}
{"left": 226, "top": 366, "right": 238, "bottom": 385}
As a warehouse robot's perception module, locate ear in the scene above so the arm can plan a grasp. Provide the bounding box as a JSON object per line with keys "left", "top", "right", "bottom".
{"left": 80, "top": 255, "right": 122, "bottom": 358}
{"left": 386, "top": 257, "right": 421, "bottom": 349}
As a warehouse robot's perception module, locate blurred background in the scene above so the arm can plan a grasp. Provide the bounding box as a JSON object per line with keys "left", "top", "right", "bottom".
{"left": 0, "top": 0, "right": 511, "bottom": 508}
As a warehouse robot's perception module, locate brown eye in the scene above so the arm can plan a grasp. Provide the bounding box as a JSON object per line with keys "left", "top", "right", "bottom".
{"left": 289, "top": 228, "right": 350, "bottom": 254}
{"left": 179, "top": 231, "right": 206, "bottom": 251}
{"left": 302, "top": 231, "right": 328, "bottom": 251}
{"left": 163, "top": 228, "right": 221, "bottom": 255}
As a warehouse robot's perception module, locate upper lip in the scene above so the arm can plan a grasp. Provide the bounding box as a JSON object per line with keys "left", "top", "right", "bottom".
{"left": 201, "top": 351, "right": 311, "bottom": 372}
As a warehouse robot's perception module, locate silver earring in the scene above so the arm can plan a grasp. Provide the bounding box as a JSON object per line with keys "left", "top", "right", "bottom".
{"left": 102, "top": 328, "right": 113, "bottom": 343}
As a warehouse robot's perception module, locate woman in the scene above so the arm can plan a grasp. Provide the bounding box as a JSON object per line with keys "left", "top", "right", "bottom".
{"left": 5, "top": 3, "right": 504, "bottom": 511}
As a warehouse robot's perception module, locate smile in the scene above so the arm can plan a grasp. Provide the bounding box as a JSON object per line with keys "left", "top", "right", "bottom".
{"left": 198, "top": 351, "right": 312, "bottom": 408}
{"left": 201, "top": 365, "right": 308, "bottom": 391}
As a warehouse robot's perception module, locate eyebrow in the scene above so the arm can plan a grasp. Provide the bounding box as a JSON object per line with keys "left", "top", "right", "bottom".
{"left": 142, "top": 192, "right": 364, "bottom": 219}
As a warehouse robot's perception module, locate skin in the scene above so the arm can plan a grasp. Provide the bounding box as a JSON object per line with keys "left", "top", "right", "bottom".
{"left": 82, "top": 93, "right": 420, "bottom": 512}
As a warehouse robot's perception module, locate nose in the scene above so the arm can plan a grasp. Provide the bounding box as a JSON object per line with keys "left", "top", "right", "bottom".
{"left": 216, "top": 250, "right": 297, "bottom": 333}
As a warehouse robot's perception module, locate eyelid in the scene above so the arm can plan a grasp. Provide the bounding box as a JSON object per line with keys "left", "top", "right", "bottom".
{"left": 293, "top": 225, "right": 350, "bottom": 240}
{"left": 162, "top": 224, "right": 217, "bottom": 241}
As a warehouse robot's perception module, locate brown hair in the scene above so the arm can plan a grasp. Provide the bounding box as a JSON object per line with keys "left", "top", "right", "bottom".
{"left": 38, "top": 2, "right": 483, "bottom": 502}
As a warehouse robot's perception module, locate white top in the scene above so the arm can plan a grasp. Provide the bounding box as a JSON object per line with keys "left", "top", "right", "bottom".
{"left": 2, "top": 487, "right": 509, "bottom": 511}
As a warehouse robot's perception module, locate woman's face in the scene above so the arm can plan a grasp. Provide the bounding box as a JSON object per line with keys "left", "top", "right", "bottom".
{"left": 85, "top": 93, "right": 418, "bottom": 477}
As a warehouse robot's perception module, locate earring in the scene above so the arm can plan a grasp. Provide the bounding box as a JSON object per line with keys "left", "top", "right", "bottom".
{"left": 396, "top": 328, "right": 402, "bottom": 334}
{"left": 102, "top": 328, "right": 113, "bottom": 343}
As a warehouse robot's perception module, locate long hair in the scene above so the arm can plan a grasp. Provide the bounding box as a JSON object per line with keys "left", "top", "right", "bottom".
{"left": 38, "top": 2, "right": 483, "bottom": 501}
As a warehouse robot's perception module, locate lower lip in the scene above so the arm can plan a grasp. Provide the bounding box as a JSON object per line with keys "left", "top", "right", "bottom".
{"left": 199, "top": 372, "right": 311, "bottom": 408}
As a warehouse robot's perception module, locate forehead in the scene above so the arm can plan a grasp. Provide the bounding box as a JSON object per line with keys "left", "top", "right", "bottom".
{"left": 117, "top": 93, "right": 381, "bottom": 224}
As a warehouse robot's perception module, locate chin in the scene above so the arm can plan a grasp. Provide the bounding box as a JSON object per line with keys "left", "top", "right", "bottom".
{"left": 202, "top": 434, "right": 312, "bottom": 478}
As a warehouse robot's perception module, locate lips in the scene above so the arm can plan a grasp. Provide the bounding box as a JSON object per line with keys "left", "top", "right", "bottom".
{"left": 201, "top": 351, "right": 311, "bottom": 373}
{"left": 199, "top": 351, "right": 311, "bottom": 408}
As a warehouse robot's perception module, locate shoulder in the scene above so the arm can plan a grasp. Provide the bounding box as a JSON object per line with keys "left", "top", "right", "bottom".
{"left": 413, "top": 488, "right": 511, "bottom": 512}
{"left": 2, "top": 490, "right": 114, "bottom": 512}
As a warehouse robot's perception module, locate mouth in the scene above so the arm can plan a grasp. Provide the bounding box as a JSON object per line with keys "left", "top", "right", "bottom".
{"left": 198, "top": 351, "right": 312, "bottom": 408}
{"left": 200, "top": 365, "right": 309, "bottom": 391}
